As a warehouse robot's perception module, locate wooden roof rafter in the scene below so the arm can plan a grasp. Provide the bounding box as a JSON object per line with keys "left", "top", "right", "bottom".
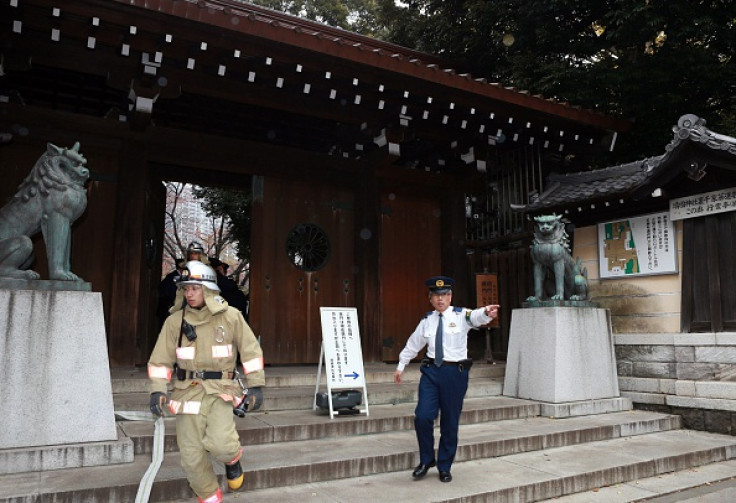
{"left": 1, "top": 0, "right": 632, "bottom": 174}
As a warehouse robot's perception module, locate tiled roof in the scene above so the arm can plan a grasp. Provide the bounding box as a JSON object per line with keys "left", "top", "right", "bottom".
{"left": 112, "top": 0, "right": 630, "bottom": 133}
{"left": 512, "top": 114, "right": 736, "bottom": 213}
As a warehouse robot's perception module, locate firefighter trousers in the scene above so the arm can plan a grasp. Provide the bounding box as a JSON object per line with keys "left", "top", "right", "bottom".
{"left": 176, "top": 394, "right": 242, "bottom": 499}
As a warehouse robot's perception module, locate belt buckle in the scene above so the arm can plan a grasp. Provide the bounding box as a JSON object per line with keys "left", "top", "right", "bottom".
{"left": 193, "top": 370, "right": 205, "bottom": 379}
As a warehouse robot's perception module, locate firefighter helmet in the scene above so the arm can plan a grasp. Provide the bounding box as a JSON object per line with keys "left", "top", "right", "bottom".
{"left": 177, "top": 260, "right": 220, "bottom": 292}
{"left": 187, "top": 241, "right": 205, "bottom": 255}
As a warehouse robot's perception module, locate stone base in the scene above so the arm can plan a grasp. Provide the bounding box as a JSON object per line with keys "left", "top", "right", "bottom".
{"left": 0, "top": 278, "right": 91, "bottom": 291}
{"left": 0, "top": 289, "right": 117, "bottom": 449}
{"left": 522, "top": 299, "right": 598, "bottom": 308}
{"left": 503, "top": 307, "right": 620, "bottom": 404}
{"left": 538, "top": 397, "right": 633, "bottom": 418}
{"left": 0, "top": 426, "right": 134, "bottom": 474}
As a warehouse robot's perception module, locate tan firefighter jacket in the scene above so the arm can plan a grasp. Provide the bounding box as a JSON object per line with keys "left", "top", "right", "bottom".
{"left": 148, "top": 289, "right": 265, "bottom": 414}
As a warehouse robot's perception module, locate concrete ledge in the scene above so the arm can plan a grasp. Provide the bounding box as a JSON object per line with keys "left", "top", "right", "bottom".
{"left": 0, "top": 425, "right": 134, "bottom": 474}
{"left": 538, "top": 397, "right": 633, "bottom": 418}
{"left": 690, "top": 381, "right": 736, "bottom": 400}
{"left": 614, "top": 333, "right": 736, "bottom": 346}
{"left": 667, "top": 396, "right": 736, "bottom": 412}
{"left": 717, "top": 333, "right": 736, "bottom": 345}
{"left": 615, "top": 333, "right": 677, "bottom": 345}
{"left": 619, "top": 376, "right": 676, "bottom": 394}
{"left": 621, "top": 391, "right": 667, "bottom": 405}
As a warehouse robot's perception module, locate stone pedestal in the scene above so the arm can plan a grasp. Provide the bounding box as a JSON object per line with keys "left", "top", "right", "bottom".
{"left": 0, "top": 289, "right": 117, "bottom": 449}
{"left": 503, "top": 307, "right": 626, "bottom": 414}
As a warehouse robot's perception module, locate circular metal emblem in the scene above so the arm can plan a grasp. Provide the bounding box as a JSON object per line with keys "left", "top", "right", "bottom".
{"left": 286, "top": 223, "right": 330, "bottom": 271}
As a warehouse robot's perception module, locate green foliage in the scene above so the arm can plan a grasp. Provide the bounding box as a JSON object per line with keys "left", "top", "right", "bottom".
{"left": 247, "top": 0, "right": 735, "bottom": 164}
{"left": 248, "top": 0, "right": 392, "bottom": 37}
{"left": 191, "top": 186, "right": 253, "bottom": 262}
{"left": 376, "top": 0, "right": 736, "bottom": 164}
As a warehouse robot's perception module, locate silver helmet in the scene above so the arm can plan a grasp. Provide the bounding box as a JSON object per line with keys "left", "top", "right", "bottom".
{"left": 186, "top": 241, "right": 205, "bottom": 255}
{"left": 177, "top": 260, "right": 220, "bottom": 292}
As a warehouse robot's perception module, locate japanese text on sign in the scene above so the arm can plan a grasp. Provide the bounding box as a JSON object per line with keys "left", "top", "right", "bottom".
{"left": 475, "top": 274, "right": 499, "bottom": 328}
{"left": 670, "top": 187, "right": 736, "bottom": 221}
{"left": 319, "top": 307, "right": 366, "bottom": 389}
{"left": 598, "top": 211, "right": 677, "bottom": 278}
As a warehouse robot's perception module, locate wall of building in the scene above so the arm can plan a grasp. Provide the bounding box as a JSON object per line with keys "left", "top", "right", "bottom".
{"left": 574, "top": 221, "right": 736, "bottom": 435}
{"left": 572, "top": 222, "right": 683, "bottom": 334}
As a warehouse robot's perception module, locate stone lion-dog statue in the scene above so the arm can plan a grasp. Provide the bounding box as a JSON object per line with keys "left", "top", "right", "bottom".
{"left": 526, "top": 214, "right": 588, "bottom": 302}
{"left": 0, "top": 142, "right": 89, "bottom": 281}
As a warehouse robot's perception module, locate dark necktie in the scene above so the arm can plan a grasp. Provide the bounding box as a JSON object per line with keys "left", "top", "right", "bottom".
{"left": 434, "top": 313, "right": 443, "bottom": 366}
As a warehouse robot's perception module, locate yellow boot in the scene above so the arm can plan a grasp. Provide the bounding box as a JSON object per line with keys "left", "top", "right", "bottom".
{"left": 225, "top": 460, "right": 244, "bottom": 491}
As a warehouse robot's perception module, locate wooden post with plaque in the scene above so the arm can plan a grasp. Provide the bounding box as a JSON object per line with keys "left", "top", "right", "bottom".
{"left": 475, "top": 273, "right": 499, "bottom": 363}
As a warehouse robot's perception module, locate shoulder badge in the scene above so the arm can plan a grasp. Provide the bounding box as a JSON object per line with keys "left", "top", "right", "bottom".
{"left": 423, "top": 311, "right": 433, "bottom": 319}
{"left": 465, "top": 310, "right": 472, "bottom": 323}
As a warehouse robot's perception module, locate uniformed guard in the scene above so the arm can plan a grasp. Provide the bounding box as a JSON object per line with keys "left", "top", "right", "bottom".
{"left": 148, "top": 260, "right": 265, "bottom": 503}
{"left": 393, "top": 276, "right": 499, "bottom": 483}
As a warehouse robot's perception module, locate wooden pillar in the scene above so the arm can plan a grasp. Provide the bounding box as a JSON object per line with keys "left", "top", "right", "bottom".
{"left": 107, "top": 141, "right": 148, "bottom": 366}
{"left": 354, "top": 165, "right": 383, "bottom": 362}
{"left": 441, "top": 184, "right": 471, "bottom": 306}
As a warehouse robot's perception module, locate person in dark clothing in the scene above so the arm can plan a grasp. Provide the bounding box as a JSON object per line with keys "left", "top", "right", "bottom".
{"left": 209, "top": 257, "right": 248, "bottom": 315}
{"left": 157, "top": 257, "right": 186, "bottom": 330}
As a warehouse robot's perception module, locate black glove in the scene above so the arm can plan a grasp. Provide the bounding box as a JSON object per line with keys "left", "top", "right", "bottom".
{"left": 149, "top": 392, "right": 167, "bottom": 416}
{"left": 245, "top": 387, "right": 263, "bottom": 411}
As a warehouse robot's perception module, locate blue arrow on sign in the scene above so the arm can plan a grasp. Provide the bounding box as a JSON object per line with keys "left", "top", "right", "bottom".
{"left": 344, "top": 371, "right": 359, "bottom": 380}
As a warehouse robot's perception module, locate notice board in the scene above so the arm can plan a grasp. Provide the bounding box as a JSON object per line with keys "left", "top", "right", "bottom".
{"left": 598, "top": 211, "right": 677, "bottom": 278}
{"left": 314, "top": 307, "right": 369, "bottom": 418}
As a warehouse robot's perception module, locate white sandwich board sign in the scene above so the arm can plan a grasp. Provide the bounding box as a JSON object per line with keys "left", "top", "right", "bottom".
{"left": 314, "top": 307, "right": 369, "bottom": 418}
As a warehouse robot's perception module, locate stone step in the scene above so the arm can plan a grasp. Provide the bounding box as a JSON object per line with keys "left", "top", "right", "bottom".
{"left": 112, "top": 377, "right": 505, "bottom": 413}
{"left": 119, "top": 396, "right": 539, "bottom": 455}
{"left": 230, "top": 429, "right": 736, "bottom": 503}
{"left": 547, "top": 459, "right": 736, "bottom": 502}
{"left": 0, "top": 401, "right": 690, "bottom": 503}
{"left": 109, "top": 363, "right": 506, "bottom": 393}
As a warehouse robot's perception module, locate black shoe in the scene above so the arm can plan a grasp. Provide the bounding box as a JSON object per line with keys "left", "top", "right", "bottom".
{"left": 439, "top": 471, "right": 452, "bottom": 483}
{"left": 411, "top": 460, "right": 436, "bottom": 479}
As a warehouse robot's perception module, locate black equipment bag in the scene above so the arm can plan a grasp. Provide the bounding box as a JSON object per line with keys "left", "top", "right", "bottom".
{"left": 315, "top": 390, "right": 362, "bottom": 410}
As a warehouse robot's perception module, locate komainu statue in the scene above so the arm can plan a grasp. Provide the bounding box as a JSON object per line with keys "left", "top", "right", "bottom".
{"left": 527, "top": 214, "right": 588, "bottom": 302}
{"left": 0, "top": 142, "right": 89, "bottom": 281}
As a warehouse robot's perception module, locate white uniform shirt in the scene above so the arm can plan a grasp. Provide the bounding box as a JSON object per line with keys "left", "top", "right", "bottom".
{"left": 396, "top": 306, "right": 492, "bottom": 371}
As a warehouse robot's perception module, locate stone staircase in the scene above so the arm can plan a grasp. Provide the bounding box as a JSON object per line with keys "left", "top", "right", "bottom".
{"left": 3, "top": 363, "right": 736, "bottom": 502}
{"left": 109, "top": 363, "right": 506, "bottom": 413}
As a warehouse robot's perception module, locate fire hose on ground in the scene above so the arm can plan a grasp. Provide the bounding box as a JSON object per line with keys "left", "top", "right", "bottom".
{"left": 115, "top": 370, "right": 248, "bottom": 502}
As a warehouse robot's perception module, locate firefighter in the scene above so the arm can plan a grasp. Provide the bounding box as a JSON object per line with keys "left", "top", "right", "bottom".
{"left": 148, "top": 260, "right": 265, "bottom": 503}
{"left": 186, "top": 241, "right": 209, "bottom": 264}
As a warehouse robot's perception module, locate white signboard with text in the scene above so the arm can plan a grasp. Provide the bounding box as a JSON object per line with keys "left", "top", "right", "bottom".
{"left": 314, "top": 307, "right": 369, "bottom": 418}
{"left": 670, "top": 187, "right": 736, "bottom": 220}
{"left": 598, "top": 211, "right": 677, "bottom": 278}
